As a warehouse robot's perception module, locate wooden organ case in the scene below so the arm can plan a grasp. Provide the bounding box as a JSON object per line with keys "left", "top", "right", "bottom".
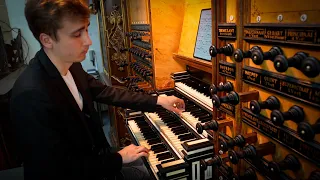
{"left": 97, "top": 0, "right": 320, "bottom": 179}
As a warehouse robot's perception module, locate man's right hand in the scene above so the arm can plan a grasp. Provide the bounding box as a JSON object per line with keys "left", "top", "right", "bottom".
{"left": 118, "top": 144, "right": 149, "bottom": 164}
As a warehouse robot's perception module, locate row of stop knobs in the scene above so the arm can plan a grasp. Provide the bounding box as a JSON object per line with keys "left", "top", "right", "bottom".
{"left": 250, "top": 95, "right": 320, "bottom": 141}
{"left": 201, "top": 81, "right": 320, "bottom": 141}
{"left": 200, "top": 140, "right": 320, "bottom": 179}
{"left": 130, "top": 62, "right": 153, "bottom": 77}
{"left": 209, "top": 44, "right": 320, "bottom": 78}
{"left": 125, "top": 31, "right": 149, "bottom": 41}
{"left": 128, "top": 47, "right": 152, "bottom": 59}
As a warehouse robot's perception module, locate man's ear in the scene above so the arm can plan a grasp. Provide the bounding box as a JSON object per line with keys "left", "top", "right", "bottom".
{"left": 39, "top": 33, "right": 54, "bottom": 49}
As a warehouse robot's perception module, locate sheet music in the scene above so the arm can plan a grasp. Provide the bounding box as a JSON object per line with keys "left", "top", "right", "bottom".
{"left": 194, "top": 9, "right": 212, "bottom": 61}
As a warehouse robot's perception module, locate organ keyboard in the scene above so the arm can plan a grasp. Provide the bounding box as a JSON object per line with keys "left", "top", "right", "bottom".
{"left": 128, "top": 116, "right": 189, "bottom": 180}
{"left": 173, "top": 71, "right": 213, "bottom": 111}
{"left": 126, "top": 71, "right": 215, "bottom": 180}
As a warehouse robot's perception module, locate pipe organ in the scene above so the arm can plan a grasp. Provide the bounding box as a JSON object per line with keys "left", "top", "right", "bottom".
{"left": 96, "top": 0, "right": 320, "bottom": 179}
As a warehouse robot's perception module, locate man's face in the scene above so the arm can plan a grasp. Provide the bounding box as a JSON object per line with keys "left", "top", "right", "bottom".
{"left": 51, "top": 18, "right": 92, "bottom": 63}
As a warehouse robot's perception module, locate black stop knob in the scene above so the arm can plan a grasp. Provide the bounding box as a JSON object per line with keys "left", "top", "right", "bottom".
{"left": 273, "top": 52, "right": 308, "bottom": 72}
{"left": 250, "top": 96, "right": 280, "bottom": 114}
{"left": 210, "top": 81, "right": 234, "bottom": 95}
{"left": 219, "top": 135, "right": 246, "bottom": 154}
{"left": 228, "top": 145, "right": 256, "bottom": 164}
{"left": 251, "top": 46, "right": 283, "bottom": 65}
{"left": 219, "top": 137, "right": 234, "bottom": 154}
{"left": 234, "top": 46, "right": 261, "bottom": 62}
{"left": 230, "top": 167, "right": 257, "bottom": 180}
{"left": 212, "top": 91, "right": 239, "bottom": 108}
{"left": 209, "top": 43, "right": 234, "bottom": 57}
{"left": 233, "top": 135, "right": 246, "bottom": 147}
{"left": 200, "top": 155, "right": 223, "bottom": 170}
{"left": 298, "top": 118, "right": 320, "bottom": 141}
{"left": 196, "top": 120, "right": 219, "bottom": 134}
{"left": 301, "top": 56, "right": 320, "bottom": 78}
{"left": 309, "top": 170, "right": 320, "bottom": 180}
{"left": 271, "top": 105, "right": 304, "bottom": 126}
{"left": 268, "top": 154, "right": 301, "bottom": 175}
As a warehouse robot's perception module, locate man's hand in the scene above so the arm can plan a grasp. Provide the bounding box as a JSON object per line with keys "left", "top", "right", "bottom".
{"left": 118, "top": 144, "right": 149, "bottom": 164}
{"left": 157, "top": 95, "right": 185, "bottom": 115}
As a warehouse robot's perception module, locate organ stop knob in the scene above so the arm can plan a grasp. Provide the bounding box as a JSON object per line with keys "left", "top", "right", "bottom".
{"left": 250, "top": 96, "right": 280, "bottom": 114}
{"left": 251, "top": 46, "right": 283, "bottom": 65}
{"left": 268, "top": 154, "right": 301, "bottom": 175}
{"left": 271, "top": 105, "right": 304, "bottom": 126}
{"left": 209, "top": 43, "right": 234, "bottom": 57}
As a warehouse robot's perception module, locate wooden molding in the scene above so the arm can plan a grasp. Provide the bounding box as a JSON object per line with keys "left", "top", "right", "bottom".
{"left": 173, "top": 53, "right": 212, "bottom": 74}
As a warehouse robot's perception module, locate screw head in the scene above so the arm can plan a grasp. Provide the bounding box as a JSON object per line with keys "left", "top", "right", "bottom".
{"left": 300, "top": 14, "right": 307, "bottom": 22}
{"left": 277, "top": 14, "right": 283, "bottom": 22}
{"left": 256, "top": 16, "right": 261, "bottom": 22}
{"left": 229, "top": 15, "right": 234, "bottom": 21}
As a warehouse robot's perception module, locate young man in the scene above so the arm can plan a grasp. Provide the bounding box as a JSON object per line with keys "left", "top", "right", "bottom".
{"left": 10, "top": 0, "right": 185, "bottom": 180}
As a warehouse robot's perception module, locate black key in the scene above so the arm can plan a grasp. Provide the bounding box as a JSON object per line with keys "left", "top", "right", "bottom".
{"left": 178, "top": 133, "right": 195, "bottom": 141}
{"left": 151, "top": 144, "right": 165, "bottom": 150}
{"left": 148, "top": 138, "right": 161, "bottom": 145}
{"left": 154, "top": 146, "right": 167, "bottom": 153}
{"left": 172, "top": 128, "right": 189, "bottom": 135}
{"left": 161, "top": 158, "right": 175, "bottom": 164}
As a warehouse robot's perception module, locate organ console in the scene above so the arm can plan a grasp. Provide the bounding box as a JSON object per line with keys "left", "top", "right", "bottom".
{"left": 209, "top": 43, "right": 234, "bottom": 57}
{"left": 114, "top": 1, "right": 320, "bottom": 179}
{"left": 270, "top": 105, "right": 305, "bottom": 126}
{"left": 228, "top": 142, "right": 275, "bottom": 164}
{"left": 297, "top": 118, "right": 320, "bottom": 141}
{"left": 251, "top": 46, "right": 283, "bottom": 65}
{"left": 250, "top": 96, "right": 280, "bottom": 114}
{"left": 268, "top": 154, "right": 301, "bottom": 175}
{"left": 219, "top": 132, "right": 258, "bottom": 154}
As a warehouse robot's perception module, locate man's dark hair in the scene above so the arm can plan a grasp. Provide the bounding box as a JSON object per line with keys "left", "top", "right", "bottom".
{"left": 25, "top": 0, "right": 90, "bottom": 43}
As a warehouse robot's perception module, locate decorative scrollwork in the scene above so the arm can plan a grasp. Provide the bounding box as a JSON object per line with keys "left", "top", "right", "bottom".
{"left": 106, "top": 5, "right": 128, "bottom": 71}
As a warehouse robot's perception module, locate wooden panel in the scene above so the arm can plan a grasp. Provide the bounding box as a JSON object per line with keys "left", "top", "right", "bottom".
{"left": 226, "top": 0, "right": 237, "bottom": 23}
{"left": 173, "top": 53, "right": 212, "bottom": 73}
{"left": 250, "top": 0, "right": 320, "bottom": 23}
{"left": 129, "top": 0, "right": 149, "bottom": 24}
{"left": 150, "top": 0, "right": 186, "bottom": 90}
{"left": 178, "top": 0, "right": 212, "bottom": 57}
